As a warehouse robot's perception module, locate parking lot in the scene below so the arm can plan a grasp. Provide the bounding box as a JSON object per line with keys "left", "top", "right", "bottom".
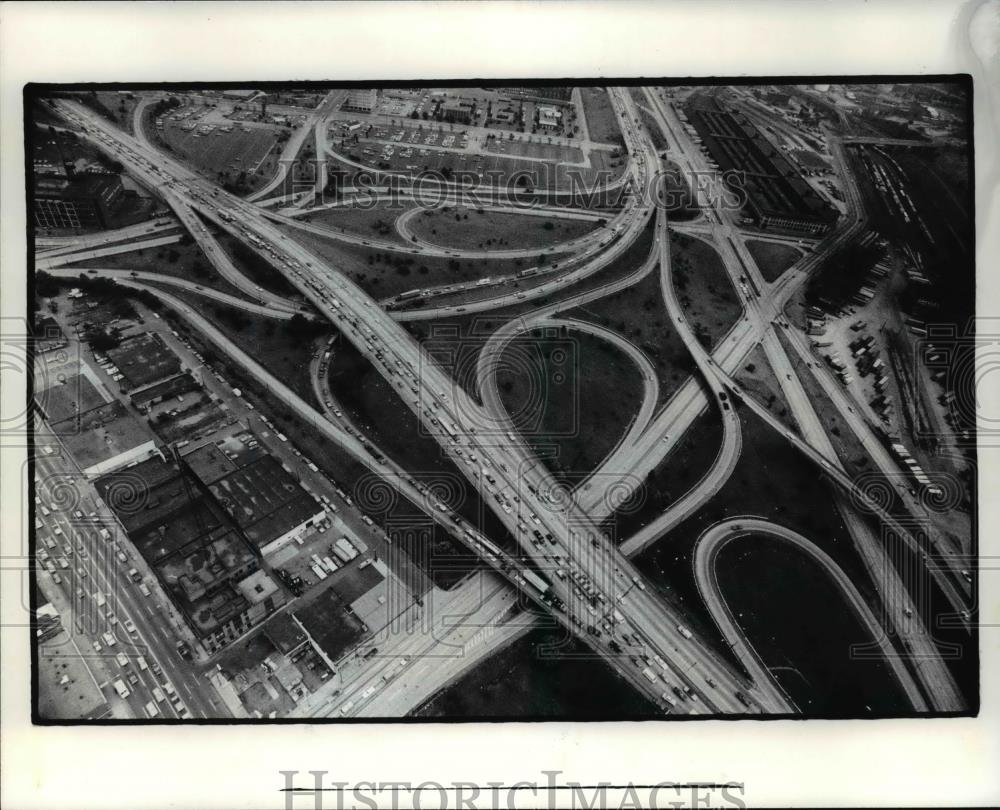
{"left": 334, "top": 121, "right": 619, "bottom": 192}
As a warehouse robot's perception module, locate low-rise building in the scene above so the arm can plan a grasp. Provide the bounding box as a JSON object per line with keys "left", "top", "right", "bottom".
{"left": 342, "top": 89, "right": 377, "bottom": 114}
{"left": 537, "top": 104, "right": 562, "bottom": 129}
{"left": 34, "top": 171, "right": 128, "bottom": 230}
{"left": 441, "top": 98, "right": 477, "bottom": 125}
{"left": 107, "top": 332, "right": 183, "bottom": 392}
{"left": 51, "top": 399, "right": 158, "bottom": 476}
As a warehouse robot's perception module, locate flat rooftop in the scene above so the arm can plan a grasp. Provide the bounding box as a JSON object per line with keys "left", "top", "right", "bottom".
{"left": 130, "top": 372, "right": 199, "bottom": 409}
{"left": 293, "top": 592, "right": 367, "bottom": 662}
{"left": 685, "top": 94, "right": 837, "bottom": 226}
{"left": 205, "top": 455, "right": 322, "bottom": 551}
{"left": 107, "top": 332, "right": 182, "bottom": 391}
{"left": 262, "top": 612, "right": 308, "bottom": 655}
{"left": 51, "top": 399, "right": 156, "bottom": 472}
{"left": 95, "top": 456, "right": 231, "bottom": 559}
{"left": 183, "top": 429, "right": 267, "bottom": 485}
{"left": 155, "top": 526, "right": 257, "bottom": 601}
{"left": 36, "top": 373, "right": 105, "bottom": 424}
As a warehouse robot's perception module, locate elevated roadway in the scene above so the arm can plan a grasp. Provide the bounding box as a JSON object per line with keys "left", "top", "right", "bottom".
{"left": 53, "top": 93, "right": 786, "bottom": 715}
{"left": 693, "top": 517, "right": 929, "bottom": 712}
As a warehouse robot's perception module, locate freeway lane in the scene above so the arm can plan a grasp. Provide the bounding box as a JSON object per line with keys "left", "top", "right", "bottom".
{"left": 35, "top": 217, "right": 180, "bottom": 253}
{"left": 638, "top": 90, "right": 968, "bottom": 710}
{"left": 45, "top": 265, "right": 300, "bottom": 320}
{"left": 245, "top": 90, "right": 344, "bottom": 203}
{"left": 52, "top": 93, "right": 786, "bottom": 715}
{"left": 35, "top": 234, "right": 183, "bottom": 270}
{"left": 693, "top": 517, "right": 929, "bottom": 712}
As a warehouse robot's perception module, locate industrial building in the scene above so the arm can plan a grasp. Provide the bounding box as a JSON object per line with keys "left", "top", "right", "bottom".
{"left": 50, "top": 399, "right": 158, "bottom": 476}
{"left": 107, "top": 332, "right": 183, "bottom": 392}
{"left": 185, "top": 429, "right": 326, "bottom": 557}
{"left": 34, "top": 171, "right": 128, "bottom": 230}
{"left": 95, "top": 455, "right": 288, "bottom": 653}
{"left": 684, "top": 94, "right": 838, "bottom": 235}
{"left": 129, "top": 372, "right": 199, "bottom": 413}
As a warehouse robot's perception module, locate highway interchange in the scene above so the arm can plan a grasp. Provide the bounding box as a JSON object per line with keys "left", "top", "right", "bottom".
{"left": 33, "top": 86, "right": 972, "bottom": 718}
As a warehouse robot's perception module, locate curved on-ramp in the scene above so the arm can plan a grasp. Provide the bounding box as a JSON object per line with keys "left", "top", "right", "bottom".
{"left": 692, "top": 517, "right": 929, "bottom": 713}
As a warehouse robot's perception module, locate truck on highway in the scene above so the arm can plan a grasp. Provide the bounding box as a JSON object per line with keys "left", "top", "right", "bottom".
{"left": 94, "top": 592, "right": 106, "bottom": 608}
{"left": 522, "top": 569, "right": 550, "bottom": 596}
{"left": 112, "top": 679, "right": 130, "bottom": 699}
{"left": 642, "top": 667, "right": 658, "bottom": 684}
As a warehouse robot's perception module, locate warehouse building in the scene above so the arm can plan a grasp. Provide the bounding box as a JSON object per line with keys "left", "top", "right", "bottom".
{"left": 684, "top": 94, "right": 838, "bottom": 235}
{"left": 34, "top": 171, "right": 128, "bottom": 230}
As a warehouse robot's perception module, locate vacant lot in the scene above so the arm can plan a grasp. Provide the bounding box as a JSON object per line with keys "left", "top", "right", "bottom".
{"left": 569, "top": 267, "right": 694, "bottom": 408}
{"left": 746, "top": 240, "right": 803, "bottom": 282}
{"left": 407, "top": 206, "right": 598, "bottom": 251}
{"left": 671, "top": 232, "right": 743, "bottom": 349}
{"left": 580, "top": 87, "right": 624, "bottom": 146}
{"left": 483, "top": 136, "right": 583, "bottom": 163}
{"left": 495, "top": 327, "right": 644, "bottom": 485}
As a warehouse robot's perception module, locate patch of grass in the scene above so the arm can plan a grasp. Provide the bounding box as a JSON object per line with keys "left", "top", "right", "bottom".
{"left": 568, "top": 267, "right": 694, "bottom": 408}
{"left": 602, "top": 407, "right": 724, "bottom": 542}
{"left": 733, "top": 345, "right": 797, "bottom": 432}
{"left": 746, "top": 240, "right": 803, "bottom": 283}
{"left": 276, "top": 223, "right": 525, "bottom": 300}
{"left": 777, "top": 330, "right": 874, "bottom": 482}
{"left": 209, "top": 224, "right": 303, "bottom": 298}
{"left": 495, "top": 326, "right": 645, "bottom": 485}
{"left": 671, "top": 231, "right": 743, "bottom": 349}
{"left": 633, "top": 402, "right": 874, "bottom": 671}
{"left": 72, "top": 238, "right": 250, "bottom": 299}
{"left": 407, "top": 206, "right": 598, "bottom": 252}
{"left": 300, "top": 203, "right": 415, "bottom": 244}
{"left": 323, "top": 336, "right": 520, "bottom": 560}
{"left": 580, "top": 87, "right": 624, "bottom": 146}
